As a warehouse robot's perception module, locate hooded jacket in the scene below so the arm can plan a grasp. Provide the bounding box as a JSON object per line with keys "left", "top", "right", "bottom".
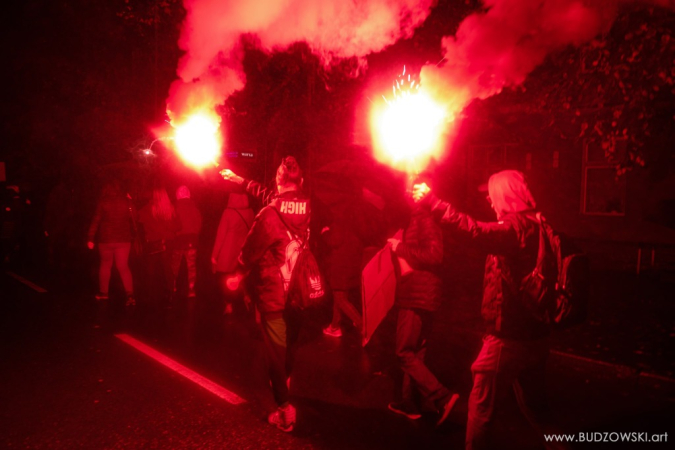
{"left": 392, "top": 204, "right": 444, "bottom": 311}
{"left": 238, "top": 189, "right": 310, "bottom": 315}
{"left": 431, "top": 170, "right": 548, "bottom": 340}
{"left": 212, "top": 193, "right": 254, "bottom": 273}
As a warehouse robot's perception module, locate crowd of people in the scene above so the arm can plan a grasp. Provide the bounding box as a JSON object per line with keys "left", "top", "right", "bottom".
{"left": 29, "top": 155, "right": 569, "bottom": 449}
{"left": 216, "top": 158, "right": 568, "bottom": 449}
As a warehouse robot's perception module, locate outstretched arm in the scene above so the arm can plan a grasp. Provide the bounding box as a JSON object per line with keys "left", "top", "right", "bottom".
{"left": 221, "top": 169, "right": 277, "bottom": 206}
{"left": 414, "top": 183, "right": 520, "bottom": 254}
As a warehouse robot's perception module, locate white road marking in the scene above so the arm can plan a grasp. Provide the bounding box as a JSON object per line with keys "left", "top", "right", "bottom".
{"left": 5, "top": 272, "right": 48, "bottom": 293}
{"left": 115, "top": 333, "right": 246, "bottom": 405}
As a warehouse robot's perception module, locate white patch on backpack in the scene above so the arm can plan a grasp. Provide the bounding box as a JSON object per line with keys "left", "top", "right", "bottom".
{"left": 281, "top": 238, "right": 301, "bottom": 291}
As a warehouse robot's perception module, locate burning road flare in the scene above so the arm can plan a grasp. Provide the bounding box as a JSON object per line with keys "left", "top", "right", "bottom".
{"left": 170, "top": 111, "right": 222, "bottom": 169}
{"left": 370, "top": 67, "right": 448, "bottom": 174}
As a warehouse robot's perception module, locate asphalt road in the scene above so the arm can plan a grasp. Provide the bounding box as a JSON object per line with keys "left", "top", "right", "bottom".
{"left": 1, "top": 271, "right": 673, "bottom": 449}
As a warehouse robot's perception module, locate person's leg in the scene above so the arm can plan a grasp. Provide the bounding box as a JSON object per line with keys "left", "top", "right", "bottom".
{"left": 466, "top": 335, "right": 515, "bottom": 450}
{"left": 335, "top": 289, "right": 362, "bottom": 329}
{"left": 161, "top": 250, "right": 174, "bottom": 298}
{"left": 395, "top": 308, "right": 451, "bottom": 406}
{"left": 98, "top": 243, "right": 115, "bottom": 294}
{"left": 513, "top": 341, "right": 571, "bottom": 450}
{"left": 260, "top": 315, "right": 290, "bottom": 407}
{"left": 169, "top": 248, "right": 183, "bottom": 293}
{"left": 185, "top": 247, "right": 197, "bottom": 295}
{"left": 113, "top": 243, "right": 133, "bottom": 295}
{"left": 390, "top": 307, "right": 420, "bottom": 418}
{"left": 329, "top": 292, "right": 343, "bottom": 329}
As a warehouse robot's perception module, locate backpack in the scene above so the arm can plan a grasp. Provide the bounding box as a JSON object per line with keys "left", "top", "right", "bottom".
{"left": 271, "top": 208, "right": 326, "bottom": 310}
{"left": 520, "top": 214, "right": 590, "bottom": 330}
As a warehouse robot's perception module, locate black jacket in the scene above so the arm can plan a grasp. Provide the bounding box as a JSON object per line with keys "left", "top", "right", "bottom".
{"left": 238, "top": 189, "right": 310, "bottom": 315}
{"left": 432, "top": 198, "right": 549, "bottom": 340}
{"left": 88, "top": 195, "right": 134, "bottom": 244}
{"left": 393, "top": 205, "right": 444, "bottom": 312}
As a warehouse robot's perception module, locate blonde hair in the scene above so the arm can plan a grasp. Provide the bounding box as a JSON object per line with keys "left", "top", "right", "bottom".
{"left": 151, "top": 188, "right": 175, "bottom": 221}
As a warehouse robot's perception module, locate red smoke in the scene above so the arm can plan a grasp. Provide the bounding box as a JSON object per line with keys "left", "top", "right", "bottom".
{"left": 420, "top": 0, "right": 675, "bottom": 118}
{"left": 166, "top": 0, "right": 674, "bottom": 136}
{"left": 167, "top": 0, "right": 436, "bottom": 122}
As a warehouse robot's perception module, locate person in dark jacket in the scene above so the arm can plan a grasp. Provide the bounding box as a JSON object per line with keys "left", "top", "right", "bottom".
{"left": 226, "top": 157, "right": 307, "bottom": 433}
{"left": 211, "top": 192, "right": 254, "bottom": 314}
{"left": 172, "top": 186, "right": 202, "bottom": 298}
{"left": 414, "top": 170, "right": 568, "bottom": 450}
{"left": 87, "top": 182, "right": 135, "bottom": 304}
{"left": 386, "top": 200, "right": 459, "bottom": 425}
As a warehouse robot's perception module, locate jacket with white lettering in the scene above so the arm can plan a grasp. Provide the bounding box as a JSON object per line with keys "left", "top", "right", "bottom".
{"left": 238, "top": 189, "right": 310, "bottom": 315}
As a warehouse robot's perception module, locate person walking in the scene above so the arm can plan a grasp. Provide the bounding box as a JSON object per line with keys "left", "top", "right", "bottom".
{"left": 414, "top": 170, "right": 569, "bottom": 450}
{"left": 386, "top": 199, "right": 459, "bottom": 426}
{"left": 172, "top": 185, "right": 202, "bottom": 298}
{"left": 87, "top": 182, "right": 135, "bottom": 305}
{"left": 228, "top": 156, "right": 308, "bottom": 433}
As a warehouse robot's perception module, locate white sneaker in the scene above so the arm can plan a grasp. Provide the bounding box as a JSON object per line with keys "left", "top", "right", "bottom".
{"left": 268, "top": 404, "right": 296, "bottom": 432}
{"left": 322, "top": 326, "right": 342, "bottom": 337}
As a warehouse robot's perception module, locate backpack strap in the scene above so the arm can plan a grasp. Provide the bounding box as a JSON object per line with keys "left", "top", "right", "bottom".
{"left": 269, "top": 206, "right": 306, "bottom": 247}
{"left": 233, "top": 208, "right": 251, "bottom": 229}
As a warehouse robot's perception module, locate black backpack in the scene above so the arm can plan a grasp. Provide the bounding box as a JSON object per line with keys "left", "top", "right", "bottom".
{"left": 520, "top": 214, "right": 590, "bottom": 330}
{"left": 271, "top": 208, "right": 326, "bottom": 310}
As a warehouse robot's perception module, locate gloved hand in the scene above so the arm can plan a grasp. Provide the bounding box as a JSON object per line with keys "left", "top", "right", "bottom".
{"left": 225, "top": 273, "right": 243, "bottom": 291}
{"left": 220, "top": 169, "right": 244, "bottom": 185}
{"left": 412, "top": 183, "right": 431, "bottom": 203}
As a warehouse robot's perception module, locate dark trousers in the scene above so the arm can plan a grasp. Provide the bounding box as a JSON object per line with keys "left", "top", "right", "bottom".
{"left": 395, "top": 307, "right": 451, "bottom": 410}
{"left": 260, "top": 310, "right": 301, "bottom": 407}
{"left": 144, "top": 250, "right": 173, "bottom": 305}
{"left": 171, "top": 246, "right": 197, "bottom": 292}
{"left": 330, "top": 289, "right": 362, "bottom": 329}
{"left": 466, "top": 334, "right": 569, "bottom": 450}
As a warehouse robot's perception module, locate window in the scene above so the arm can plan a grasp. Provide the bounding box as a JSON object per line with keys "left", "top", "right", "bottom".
{"left": 581, "top": 139, "right": 626, "bottom": 216}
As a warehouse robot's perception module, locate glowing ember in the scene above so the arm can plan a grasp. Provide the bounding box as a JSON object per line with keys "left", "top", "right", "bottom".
{"left": 371, "top": 67, "right": 447, "bottom": 173}
{"left": 171, "top": 112, "right": 222, "bottom": 169}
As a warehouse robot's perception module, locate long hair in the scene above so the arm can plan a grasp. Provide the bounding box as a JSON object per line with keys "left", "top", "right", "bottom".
{"left": 150, "top": 188, "right": 175, "bottom": 221}
{"left": 487, "top": 170, "right": 536, "bottom": 219}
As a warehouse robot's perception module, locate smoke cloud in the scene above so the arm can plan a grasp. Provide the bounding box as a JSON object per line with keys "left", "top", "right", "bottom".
{"left": 167, "top": 0, "right": 436, "bottom": 121}
{"left": 420, "top": 0, "right": 675, "bottom": 118}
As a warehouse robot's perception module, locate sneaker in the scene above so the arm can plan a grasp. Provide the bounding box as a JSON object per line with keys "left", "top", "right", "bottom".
{"left": 268, "top": 404, "right": 296, "bottom": 432}
{"left": 94, "top": 292, "right": 108, "bottom": 300}
{"left": 436, "top": 393, "right": 460, "bottom": 426}
{"left": 125, "top": 295, "right": 136, "bottom": 307}
{"left": 388, "top": 402, "right": 421, "bottom": 420}
{"left": 322, "top": 326, "right": 342, "bottom": 337}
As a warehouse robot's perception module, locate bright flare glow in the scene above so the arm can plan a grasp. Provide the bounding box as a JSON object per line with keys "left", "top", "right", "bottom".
{"left": 172, "top": 112, "right": 222, "bottom": 169}
{"left": 371, "top": 69, "right": 448, "bottom": 174}
{"left": 376, "top": 91, "right": 446, "bottom": 168}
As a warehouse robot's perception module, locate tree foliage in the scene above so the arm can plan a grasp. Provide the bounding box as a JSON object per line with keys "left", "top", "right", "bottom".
{"left": 509, "top": 6, "right": 675, "bottom": 173}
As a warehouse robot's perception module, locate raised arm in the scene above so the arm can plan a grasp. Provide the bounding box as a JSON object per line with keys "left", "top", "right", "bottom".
{"left": 221, "top": 169, "right": 276, "bottom": 206}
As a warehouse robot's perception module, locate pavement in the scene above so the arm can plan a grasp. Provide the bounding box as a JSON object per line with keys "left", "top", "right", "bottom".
{"left": 1, "top": 268, "right": 673, "bottom": 449}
